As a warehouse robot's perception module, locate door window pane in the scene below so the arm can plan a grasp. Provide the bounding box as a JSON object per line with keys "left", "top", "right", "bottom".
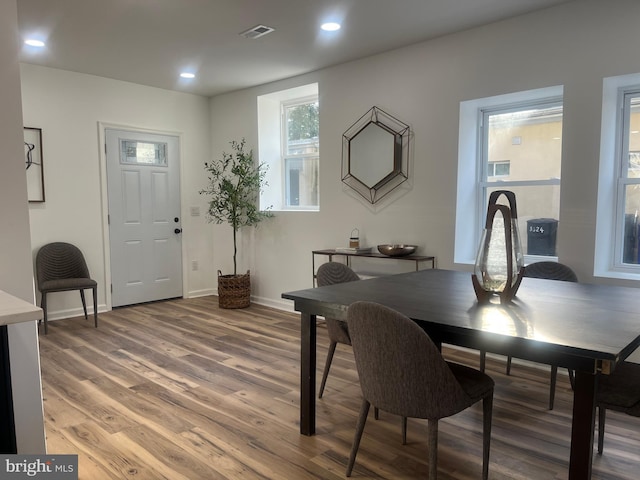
{"left": 120, "top": 140, "right": 167, "bottom": 166}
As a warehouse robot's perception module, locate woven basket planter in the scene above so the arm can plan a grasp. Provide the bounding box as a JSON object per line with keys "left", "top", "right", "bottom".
{"left": 217, "top": 270, "right": 251, "bottom": 309}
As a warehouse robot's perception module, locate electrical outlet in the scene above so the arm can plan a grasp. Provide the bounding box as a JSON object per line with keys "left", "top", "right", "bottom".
{"left": 190, "top": 206, "right": 200, "bottom": 216}
{"left": 191, "top": 260, "right": 198, "bottom": 271}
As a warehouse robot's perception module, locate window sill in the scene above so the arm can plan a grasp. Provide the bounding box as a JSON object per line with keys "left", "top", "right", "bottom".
{"left": 593, "top": 268, "right": 640, "bottom": 282}
{"left": 456, "top": 255, "right": 559, "bottom": 268}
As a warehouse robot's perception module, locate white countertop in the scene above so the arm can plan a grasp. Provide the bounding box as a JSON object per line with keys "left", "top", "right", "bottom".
{"left": 0, "top": 290, "right": 42, "bottom": 326}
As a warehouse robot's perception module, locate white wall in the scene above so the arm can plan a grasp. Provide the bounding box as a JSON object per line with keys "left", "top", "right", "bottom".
{"left": 208, "top": 0, "right": 640, "bottom": 309}
{"left": 18, "top": 0, "right": 640, "bottom": 452}
{"left": 20, "top": 64, "right": 214, "bottom": 317}
{"left": 0, "top": 0, "right": 46, "bottom": 453}
{"left": 19, "top": 0, "right": 640, "bottom": 318}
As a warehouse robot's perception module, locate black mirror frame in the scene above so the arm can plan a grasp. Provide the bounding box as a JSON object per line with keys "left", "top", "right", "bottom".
{"left": 341, "top": 106, "right": 410, "bottom": 204}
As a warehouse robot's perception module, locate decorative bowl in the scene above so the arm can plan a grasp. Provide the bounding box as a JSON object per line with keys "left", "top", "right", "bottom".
{"left": 377, "top": 244, "right": 417, "bottom": 257}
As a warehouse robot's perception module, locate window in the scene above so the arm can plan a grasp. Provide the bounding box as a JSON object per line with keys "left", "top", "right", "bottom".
{"left": 488, "top": 161, "right": 510, "bottom": 178}
{"left": 120, "top": 140, "right": 167, "bottom": 166}
{"left": 617, "top": 93, "right": 640, "bottom": 266}
{"left": 258, "top": 84, "right": 319, "bottom": 211}
{"left": 595, "top": 75, "right": 640, "bottom": 278}
{"left": 455, "top": 86, "right": 564, "bottom": 265}
{"left": 282, "top": 99, "right": 319, "bottom": 207}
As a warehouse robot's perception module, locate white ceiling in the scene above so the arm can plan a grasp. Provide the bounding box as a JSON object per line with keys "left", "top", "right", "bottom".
{"left": 17, "top": 0, "right": 573, "bottom": 97}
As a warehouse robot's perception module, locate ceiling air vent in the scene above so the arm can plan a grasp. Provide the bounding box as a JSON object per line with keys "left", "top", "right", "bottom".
{"left": 239, "top": 24, "right": 275, "bottom": 39}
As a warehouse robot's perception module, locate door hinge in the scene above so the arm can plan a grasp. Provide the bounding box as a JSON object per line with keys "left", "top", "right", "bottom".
{"left": 107, "top": 214, "right": 110, "bottom": 225}
{"left": 110, "top": 284, "right": 113, "bottom": 293}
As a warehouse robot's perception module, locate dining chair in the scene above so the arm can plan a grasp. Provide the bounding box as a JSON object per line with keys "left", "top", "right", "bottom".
{"left": 315, "top": 261, "right": 360, "bottom": 398}
{"left": 35, "top": 242, "right": 98, "bottom": 334}
{"left": 346, "top": 301, "right": 494, "bottom": 479}
{"left": 316, "top": 262, "right": 408, "bottom": 440}
{"left": 596, "top": 361, "right": 640, "bottom": 454}
{"left": 480, "top": 261, "right": 577, "bottom": 410}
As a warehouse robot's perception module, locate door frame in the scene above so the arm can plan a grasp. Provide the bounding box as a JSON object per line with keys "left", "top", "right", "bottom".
{"left": 98, "top": 122, "right": 188, "bottom": 310}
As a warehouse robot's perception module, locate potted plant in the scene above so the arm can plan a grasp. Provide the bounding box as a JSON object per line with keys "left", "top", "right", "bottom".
{"left": 200, "top": 138, "right": 273, "bottom": 308}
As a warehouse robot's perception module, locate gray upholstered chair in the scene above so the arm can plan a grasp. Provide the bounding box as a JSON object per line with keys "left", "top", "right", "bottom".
{"left": 316, "top": 261, "right": 360, "bottom": 398}
{"left": 316, "top": 262, "right": 396, "bottom": 433}
{"left": 35, "top": 242, "right": 98, "bottom": 334}
{"left": 596, "top": 361, "right": 640, "bottom": 454}
{"left": 346, "top": 301, "right": 494, "bottom": 479}
{"left": 480, "top": 261, "right": 577, "bottom": 410}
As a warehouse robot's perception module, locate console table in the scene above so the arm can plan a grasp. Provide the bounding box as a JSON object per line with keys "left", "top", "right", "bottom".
{"left": 312, "top": 248, "right": 436, "bottom": 285}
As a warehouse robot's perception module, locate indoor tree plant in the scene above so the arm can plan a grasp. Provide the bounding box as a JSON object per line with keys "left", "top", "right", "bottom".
{"left": 200, "top": 138, "right": 273, "bottom": 308}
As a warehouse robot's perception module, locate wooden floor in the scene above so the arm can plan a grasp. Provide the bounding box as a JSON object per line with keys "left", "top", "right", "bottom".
{"left": 38, "top": 296, "right": 640, "bottom": 479}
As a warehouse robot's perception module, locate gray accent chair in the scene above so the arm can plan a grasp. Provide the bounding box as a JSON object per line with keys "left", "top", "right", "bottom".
{"left": 35, "top": 242, "right": 98, "bottom": 334}
{"left": 346, "top": 301, "right": 494, "bottom": 479}
{"left": 596, "top": 361, "right": 640, "bottom": 454}
{"left": 480, "top": 261, "right": 578, "bottom": 410}
{"left": 315, "top": 261, "right": 360, "bottom": 398}
{"left": 316, "top": 262, "right": 394, "bottom": 432}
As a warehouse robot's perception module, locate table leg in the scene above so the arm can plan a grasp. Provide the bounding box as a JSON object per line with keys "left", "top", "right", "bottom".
{"left": 569, "top": 370, "right": 597, "bottom": 479}
{"left": 300, "top": 312, "right": 316, "bottom": 435}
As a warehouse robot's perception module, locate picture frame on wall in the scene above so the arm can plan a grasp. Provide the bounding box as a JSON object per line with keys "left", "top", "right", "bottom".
{"left": 23, "top": 127, "right": 45, "bottom": 203}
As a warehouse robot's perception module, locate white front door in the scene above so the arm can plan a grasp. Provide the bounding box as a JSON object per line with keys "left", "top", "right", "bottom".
{"left": 106, "top": 129, "right": 183, "bottom": 307}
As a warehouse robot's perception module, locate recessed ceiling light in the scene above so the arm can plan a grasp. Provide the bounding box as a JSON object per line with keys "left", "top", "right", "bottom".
{"left": 180, "top": 72, "right": 195, "bottom": 79}
{"left": 24, "top": 39, "right": 45, "bottom": 47}
{"left": 321, "top": 22, "right": 341, "bottom": 32}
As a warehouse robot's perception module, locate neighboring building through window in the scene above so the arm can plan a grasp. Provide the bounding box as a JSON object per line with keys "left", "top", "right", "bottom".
{"left": 595, "top": 73, "right": 640, "bottom": 278}
{"left": 488, "top": 160, "right": 511, "bottom": 178}
{"left": 283, "top": 99, "right": 319, "bottom": 207}
{"left": 258, "top": 84, "right": 319, "bottom": 211}
{"left": 455, "top": 86, "right": 564, "bottom": 265}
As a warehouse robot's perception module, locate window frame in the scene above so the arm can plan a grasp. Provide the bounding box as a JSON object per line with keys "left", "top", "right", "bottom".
{"left": 612, "top": 88, "right": 640, "bottom": 271}
{"left": 455, "top": 85, "right": 564, "bottom": 266}
{"left": 594, "top": 73, "right": 640, "bottom": 279}
{"left": 281, "top": 96, "right": 319, "bottom": 209}
{"left": 257, "top": 83, "right": 319, "bottom": 212}
{"left": 488, "top": 160, "right": 511, "bottom": 178}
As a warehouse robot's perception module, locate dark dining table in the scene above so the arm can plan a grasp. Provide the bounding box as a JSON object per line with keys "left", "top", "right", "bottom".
{"left": 282, "top": 268, "right": 640, "bottom": 480}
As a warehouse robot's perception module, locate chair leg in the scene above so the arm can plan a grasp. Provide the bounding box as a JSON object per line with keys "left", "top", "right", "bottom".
{"left": 482, "top": 393, "right": 493, "bottom": 480}
{"left": 568, "top": 368, "right": 575, "bottom": 390}
{"left": 92, "top": 286, "right": 98, "bottom": 328}
{"left": 506, "top": 356, "right": 513, "bottom": 375}
{"left": 428, "top": 418, "right": 438, "bottom": 480}
{"left": 41, "top": 292, "right": 48, "bottom": 335}
{"left": 598, "top": 406, "right": 606, "bottom": 455}
{"left": 346, "top": 399, "right": 370, "bottom": 477}
{"left": 479, "top": 350, "right": 486, "bottom": 372}
{"left": 319, "top": 341, "right": 337, "bottom": 398}
{"left": 80, "top": 289, "right": 88, "bottom": 319}
{"left": 549, "top": 365, "right": 558, "bottom": 410}
{"left": 402, "top": 416, "right": 408, "bottom": 445}
{"left": 374, "top": 407, "right": 379, "bottom": 420}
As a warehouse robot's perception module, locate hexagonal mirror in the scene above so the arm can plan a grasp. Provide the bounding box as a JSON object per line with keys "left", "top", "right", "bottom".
{"left": 342, "top": 106, "right": 410, "bottom": 203}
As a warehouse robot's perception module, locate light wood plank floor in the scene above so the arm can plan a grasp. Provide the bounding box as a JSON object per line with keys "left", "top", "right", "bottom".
{"left": 38, "top": 296, "right": 640, "bottom": 479}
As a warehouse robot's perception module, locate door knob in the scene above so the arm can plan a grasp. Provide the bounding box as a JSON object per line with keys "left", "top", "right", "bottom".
{"left": 174, "top": 228, "right": 182, "bottom": 234}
